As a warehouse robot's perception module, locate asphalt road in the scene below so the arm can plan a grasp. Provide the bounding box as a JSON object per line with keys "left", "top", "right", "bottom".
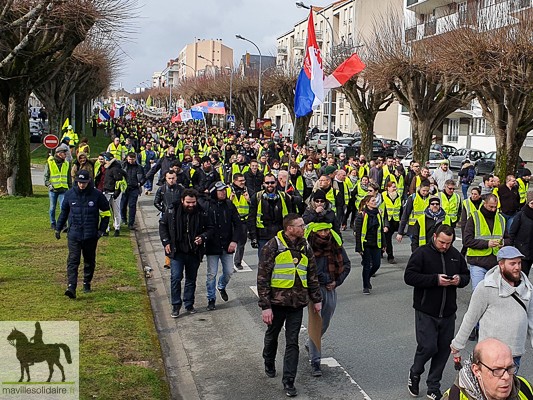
{"left": 30, "top": 168, "right": 533, "bottom": 400}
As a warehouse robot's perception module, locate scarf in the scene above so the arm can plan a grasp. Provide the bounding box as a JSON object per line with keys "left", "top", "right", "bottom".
{"left": 308, "top": 232, "right": 344, "bottom": 282}
{"left": 364, "top": 207, "right": 380, "bottom": 230}
{"left": 425, "top": 206, "right": 446, "bottom": 221}
{"left": 458, "top": 356, "right": 486, "bottom": 400}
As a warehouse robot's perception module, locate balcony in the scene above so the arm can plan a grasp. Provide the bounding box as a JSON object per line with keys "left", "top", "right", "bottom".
{"left": 293, "top": 39, "right": 305, "bottom": 49}
{"left": 424, "top": 19, "right": 437, "bottom": 36}
{"left": 510, "top": 0, "right": 531, "bottom": 10}
{"left": 316, "top": 30, "right": 323, "bottom": 41}
{"left": 405, "top": 10, "right": 475, "bottom": 42}
{"left": 406, "top": 0, "right": 456, "bottom": 15}
{"left": 277, "top": 46, "right": 287, "bottom": 55}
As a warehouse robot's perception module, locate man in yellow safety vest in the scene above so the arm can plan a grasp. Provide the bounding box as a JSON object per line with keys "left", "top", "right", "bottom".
{"left": 44, "top": 145, "right": 72, "bottom": 230}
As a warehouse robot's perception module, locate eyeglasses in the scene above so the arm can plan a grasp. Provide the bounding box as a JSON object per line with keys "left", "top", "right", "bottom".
{"left": 291, "top": 224, "right": 305, "bottom": 229}
{"left": 314, "top": 199, "right": 325, "bottom": 203}
{"left": 478, "top": 361, "right": 517, "bottom": 378}
{"left": 264, "top": 181, "right": 276, "bottom": 185}
{"left": 413, "top": 165, "right": 420, "bottom": 168}
{"left": 430, "top": 202, "right": 440, "bottom": 206}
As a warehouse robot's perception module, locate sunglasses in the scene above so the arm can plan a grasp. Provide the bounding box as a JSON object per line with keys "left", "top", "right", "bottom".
{"left": 314, "top": 199, "right": 325, "bottom": 203}
{"left": 430, "top": 203, "right": 440, "bottom": 206}
{"left": 264, "top": 181, "right": 276, "bottom": 185}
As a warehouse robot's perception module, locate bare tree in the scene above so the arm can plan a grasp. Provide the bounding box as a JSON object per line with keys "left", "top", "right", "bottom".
{"left": 438, "top": 5, "right": 533, "bottom": 178}
{"left": 369, "top": 11, "right": 473, "bottom": 164}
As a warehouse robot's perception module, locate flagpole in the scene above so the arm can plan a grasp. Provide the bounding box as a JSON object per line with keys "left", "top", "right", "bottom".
{"left": 285, "top": 140, "right": 294, "bottom": 193}
{"left": 204, "top": 112, "right": 208, "bottom": 139}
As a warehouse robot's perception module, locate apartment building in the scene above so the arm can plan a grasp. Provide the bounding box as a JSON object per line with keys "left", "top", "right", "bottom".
{"left": 266, "top": 0, "right": 404, "bottom": 139}
{"left": 176, "top": 38, "right": 233, "bottom": 81}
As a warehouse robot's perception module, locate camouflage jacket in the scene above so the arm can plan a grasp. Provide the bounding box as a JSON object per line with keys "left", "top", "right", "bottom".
{"left": 257, "top": 232, "right": 322, "bottom": 310}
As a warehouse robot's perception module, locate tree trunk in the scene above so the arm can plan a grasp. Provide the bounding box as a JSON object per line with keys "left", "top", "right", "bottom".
{"left": 15, "top": 109, "right": 32, "bottom": 196}
{"left": 361, "top": 118, "right": 374, "bottom": 161}
{"left": 411, "top": 118, "right": 433, "bottom": 167}
{"left": 294, "top": 112, "right": 312, "bottom": 146}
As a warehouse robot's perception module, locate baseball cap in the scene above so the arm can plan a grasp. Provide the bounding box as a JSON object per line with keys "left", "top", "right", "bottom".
{"left": 67, "top": 125, "right": 73, "bottom": 130}
{"left": 75, "top": 170, "right": 91, "bottom": 183}
{"left": 497, "top": 246, "right": 524, "bottom": 262}
{"left": 441, "top": 160, "right": 449, "bottom": 164}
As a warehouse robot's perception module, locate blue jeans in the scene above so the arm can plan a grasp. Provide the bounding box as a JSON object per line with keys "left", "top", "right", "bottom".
{"left": 170, "top": 253, "right": 201, "bottom": 309}
{"left": 514, "top": 356, "right": 521, "bottom": 374}
{"left": 206, "top": 252, "right": 234, "bottom": 300}
{"left": 258, "top": 239, "right": 269, "bottom": 259}
{"left": 470, "top": 265, "right": 488, "bottom": 293}
{"left": 120, "top": 188, "right": 140, "bottom": 225}
{"left": 461, "top": 184, "right": 470, "bottom": 200}
{"left": 501, "top": 213, "right": 517, "bottom": 233}
{"left": 361, "top": 246, "right": 382, "bottom": 289}
{"left": 49, "top": 191, "right": 65, "bottom": 224}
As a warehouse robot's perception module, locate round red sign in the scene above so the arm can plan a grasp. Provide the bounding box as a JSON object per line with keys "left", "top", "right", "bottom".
{"left": 43, "top": 134, "right": 59, "bottom": 149}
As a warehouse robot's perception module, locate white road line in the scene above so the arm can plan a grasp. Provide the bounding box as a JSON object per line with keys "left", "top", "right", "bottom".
{"left": 234, "top": 260, "right": 253, "bottom": 272}
{"left": 250, "top": 285, "right": 258, "bottom": 297}
{"left": 321, "top": 357, "right": 372, "bottom": 400}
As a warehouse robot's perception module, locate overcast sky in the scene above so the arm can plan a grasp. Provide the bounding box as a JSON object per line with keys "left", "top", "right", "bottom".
{"left": 119, "top": 0, "right": 308, "bottom": 92}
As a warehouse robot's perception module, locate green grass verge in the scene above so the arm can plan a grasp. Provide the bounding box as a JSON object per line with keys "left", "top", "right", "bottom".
{"left": 31, "top": 125, "right": 112, "bottom": 165}
{"left": 0, "top": 186, "right": 170, "bottom": 400}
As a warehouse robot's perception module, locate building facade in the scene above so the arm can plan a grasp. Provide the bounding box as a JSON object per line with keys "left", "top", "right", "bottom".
{"left": 176, "top": 38, "right": 233, "bottom": 81}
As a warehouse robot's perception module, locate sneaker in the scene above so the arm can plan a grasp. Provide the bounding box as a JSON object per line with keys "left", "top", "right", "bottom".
{"left": 363, "top": 288, "right": 370, "bottom": 295}
{"left": 103, "top": 231, "right": 109, "bottom": 237}
{"left": 219, "top": 288, "right": 229, "bottom": 302}
{"left": 51, "top": 223, "right": 56, "bottom": 230}
{"left": 146, "top": 191, "right": 151, "bottom": 195}
{"left": 311, "top": 362, "right": 322, "bottom": 377}
{"left": 171, "top": 305, "right": 180, "bottom": 318}
{"left": 164, "top": 264, "right": 171, "bottom": 269}
{"left": 234, "top": 264, "right": 244, "bottom": 271}
{"left": 388, "top": 258, "right": 396, "bottom": 264}
{"left": 283, "top": 379, "right": 298, "bottom": 397}
{"left": 83, "top": 283, "right": 92, "bottom": 293}
{"left": 114, "top": 230, "right": 120, "bottom": 237}
{"left": 121, "top": 220, "right": 127, "bottom": 226}
{"left": 265, "top": 362, "right": 276, "bottom": 378}
{"left": 341, "top": 225, "right": 347, "bottom": 231}
{"left": 427, "top": 390, "right": 442, "bottom": 400}
{"left": 206, "top": 299, "right": 216, "bottom": 311}
{"left": 408, "top": 371, "right": 420, "bottom": 397}
{"left": 128, "top": 224, "right": 136, "bottom": 231}
{"left": 368, "top": 283, "right": 373, "bottom": 290}
{"left": 144, "top": 190, "right": 149, "bottom": 195}
{"left": 64, "top": 285, "right": 76, "bottom": 299}
{"left": 185, "top": 306, "right": 197, "bottom": 314}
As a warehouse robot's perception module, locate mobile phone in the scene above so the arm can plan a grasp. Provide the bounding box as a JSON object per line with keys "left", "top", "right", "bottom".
{"left": 446, "top": 275, "right": 454, "bottom": 280}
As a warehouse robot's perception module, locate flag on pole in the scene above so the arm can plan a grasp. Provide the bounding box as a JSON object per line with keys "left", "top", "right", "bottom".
{"left": 294, "top": 10, "right": 324, "bottom": 118}
{"left": 97, "top": 110, "right": 110, "bottom": 124}
{"left": 323, "top": 54, "right": 366, "bottom": 90}
{"left": 117, "top": 106, "right": 125, "bottom": 118}
{"left": 62, "top": 118, "right": 69, "bottom": 130}
{"left": 146, "top": 95, "right": 152, "bottom": 107}
{"left": 191, "top": 101, "right": 226, "bottom": 115}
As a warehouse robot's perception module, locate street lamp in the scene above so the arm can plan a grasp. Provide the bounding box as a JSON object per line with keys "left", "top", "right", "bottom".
{"left": 181, "top": 62, "right": 196, "bottom": 81}
{"left": 198, "top": 54, "right": 216, "bottom": 78}
{"left": 236, "top": 34, "right": 262, "bottom": 119}
{"left": 225, "top": 66, "right": 233, "bottom": 117}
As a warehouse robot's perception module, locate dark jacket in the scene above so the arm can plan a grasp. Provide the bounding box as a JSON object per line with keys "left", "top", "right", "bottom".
{"left": 102, "top": 159, "right": 126, "bottom": 194}
{"left": 509, "top": 207, "right": 533, "bottom": 260}
{"left": 404, "top": 237, "right": 470, "bottom": 318}
{"left": 411, "top": 213, "right": 452, "bottom": 252}
{"left": 463, "top": 206, "right": 511, "bottom": 269}
{"left": 314, "top": 247, "right": 351, "bottom": 287}
{"left": 176, "top": 169, "right": 190, "bottom": 188}
{"left": 354, "top": 208, "right": 388, "bottom": 253}
{"left": 204, "top": 197, "right": 242, "bottom": 255}
{"left": 497, "top": 183, "right": 521, "bottom": 215}
{"left": 244, "top": 169, "right": 264, "bottom": 197}
{"left": 57, "top": 182, "right": 110, "bottom": 240}
{"left": 302, "top": 199, "right": 341, "bottom": 235}
{"left": 121, "top": 161, "right": 145, "bottom": 190}
{"left": 146, "top": 154, "right": 177, "bottom": 185}
{"left": 257, "top": 233, "right": 322, "bottom": 309}
{"left": 398, "top": 191, "right": 430, "bottom": 236}
{"left": 192, "top": 167, "right": 221, "bottom": 193}
{"left": 159, "top": 202, "right": 213, "bottom": 259}
{"left": 154, "top": 183, "right": 182, "bottom": 213}
{"left": 248, "top": 190, "right": 292, "bottom": 241}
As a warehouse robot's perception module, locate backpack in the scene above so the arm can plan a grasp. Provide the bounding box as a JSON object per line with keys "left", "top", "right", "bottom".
{"left": 462, "top": 168, "right": 475, "bottom": 184}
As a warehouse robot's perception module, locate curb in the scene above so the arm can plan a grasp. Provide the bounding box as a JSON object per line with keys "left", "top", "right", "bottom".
{"left": 133, "top": 208, "right": 201, "bottom": 400}
{"left": 31, "top": 163, "right": 45, "bottom": 170}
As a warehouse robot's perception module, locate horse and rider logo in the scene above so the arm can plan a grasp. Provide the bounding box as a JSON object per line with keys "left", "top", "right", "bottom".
{"left": 6, "top": 322, "right": 72, "bottom": 382}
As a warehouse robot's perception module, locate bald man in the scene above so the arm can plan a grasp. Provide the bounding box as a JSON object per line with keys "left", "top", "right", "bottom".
{"left": 442, "top": 338, "right": 533, "bottom": 400}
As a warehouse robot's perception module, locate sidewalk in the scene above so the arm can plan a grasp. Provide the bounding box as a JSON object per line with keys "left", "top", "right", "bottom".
{"left": 134, "top": 193, "right": 367, "bottom": 400}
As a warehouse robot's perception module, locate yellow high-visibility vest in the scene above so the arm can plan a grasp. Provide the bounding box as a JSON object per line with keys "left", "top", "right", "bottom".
{"left": 467, "top": 210, "right": 505, "bottom": 257}
{"left": 48, "top": 159, "right": 69, "bottom": 189}
{"left": 438, "top": 192, "right": 461, "bottom": 223}
{"left": 418, "top": 216, "right": 451, "bottom": 246}
{"left": 409, "top": 193, "right": 429, "bottom": 225}
{"left": 383, "top": 193, "right": 401, "bottom": 222}
{"left": 361, "top": 210, "right": 383, "bottom": 251}
{"left": 518, "top": 178, "right": 529, "bottom": 204}
{"left": 256, "top": 191, "right": 288, "bottom": 228}
{"left": 271, "top": 231, "right": 308, "bottom": 289}
{"left": 227, "top": 188, "right": 249, "bottom": 218}
{"left": 463, "top": 198, "right": 483, "bottom": 220}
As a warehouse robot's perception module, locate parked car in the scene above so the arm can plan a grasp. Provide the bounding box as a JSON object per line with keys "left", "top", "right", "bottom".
{"left": 401, "top": 150, "right": 447, "bottom": 170}
{"left": 448, "top": 148, "right": 486, "bottom": 169}
{"left": 430, "top": 144, "right": 457, "bottom": 159}
{"left": 381, "top": 139, "right": 400, "bottom": 157}
{"left": 308, "top": 134, "right": 337, "bottom": 150}
{"left": 474, "top": 151, "right": 525, "bottom": 175}
{"left": 394, "top": 138, "right": 412, "bottom": 158}
{"left": 29, "top": 120, "right": 44, "bottom": 143}
{"left": 350, "top": 139, "right": 386, "bottom": 158}
{"left": 334, "top": 137, "right": 357, "bottom": 155}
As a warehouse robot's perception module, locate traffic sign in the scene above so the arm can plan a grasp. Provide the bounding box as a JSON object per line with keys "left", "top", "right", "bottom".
{"left": 227, "top": 114, "right": 235, "bottom": 123}
{"left": 43, "top": 134, "right": 59, "bottom": 149}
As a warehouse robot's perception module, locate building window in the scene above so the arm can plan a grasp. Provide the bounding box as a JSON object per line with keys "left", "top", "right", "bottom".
{"left": 448, "top": 119, "right": 459, "bottom": 142}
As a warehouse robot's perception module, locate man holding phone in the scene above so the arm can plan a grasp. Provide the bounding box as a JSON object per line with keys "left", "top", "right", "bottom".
{"left": 405, "top": 224, "right": 470, "bottom": 400}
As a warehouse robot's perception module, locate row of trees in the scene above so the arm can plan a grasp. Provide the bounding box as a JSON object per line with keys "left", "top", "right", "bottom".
{"left": 136, "top": 6, "right": 533, "bottom": 180}
{"left": 0, "top": 0, "right": 138, "bottom": 196}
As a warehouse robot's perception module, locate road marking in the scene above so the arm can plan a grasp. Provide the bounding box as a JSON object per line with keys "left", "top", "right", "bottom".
{"left": 234, "top": 260, "right": 252, "bottom": 272}
{"left": 250, "top": 285, "right": 258, "bottom": 297}
{"left": 321, "top": 357, "right": 372, "bottom": 400}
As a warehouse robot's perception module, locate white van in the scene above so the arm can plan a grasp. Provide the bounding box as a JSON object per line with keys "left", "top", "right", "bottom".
{"left": 280, "top": 123, "right": 294, "bottom": 138}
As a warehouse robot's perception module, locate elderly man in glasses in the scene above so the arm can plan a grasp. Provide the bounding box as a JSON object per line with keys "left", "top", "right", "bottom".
{"left": 442, "top": 338, "right": 532, "bottom": 400}
{"left": 302, "top": 189, "right": 341, "bottom": 235}
{"left": 248, "top": 173, "right": 293, "bottom": 257}
{"left": 450, "top": 247, "right": 533, "bottom": 374}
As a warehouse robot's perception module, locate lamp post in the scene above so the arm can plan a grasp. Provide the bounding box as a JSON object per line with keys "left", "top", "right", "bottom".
{"left": 198, "top": 54, "right": 216, "bottom": 79}
{"left": 181, "top": 62, "right": 196, "bottom": 81}
{"left": 236, "top": 34, "right": 262, "bottom": 119}
{"left": 225, "top": 66, "right": 233, "bottom": 117}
